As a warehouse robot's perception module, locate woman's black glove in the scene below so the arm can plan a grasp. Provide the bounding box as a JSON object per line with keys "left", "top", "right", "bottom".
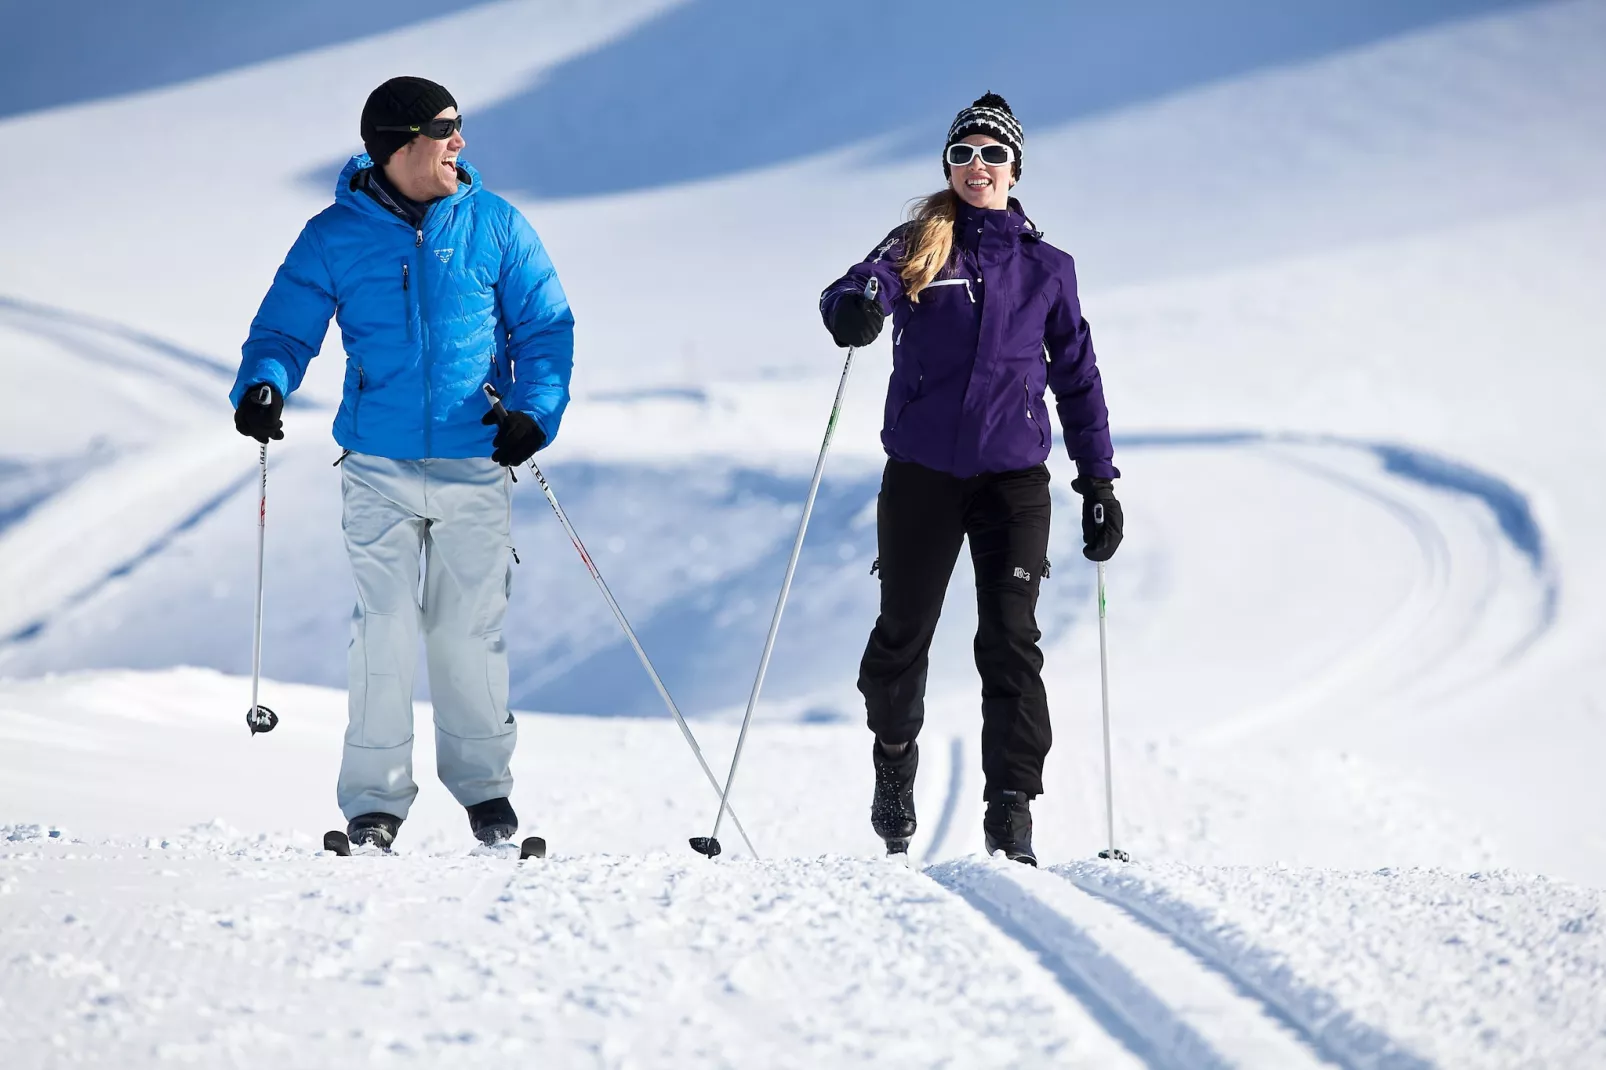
{"left": 481, "top": 408, "right": 546, "bottom": 466}
{"left": 828, "top": 292, "right": 885, "bottom": 348}
{"left": 233, "top": 383, "right": 284, "bottom": 443}
{"left": 1072, "top": 477, "right": 1123, "bottom": 562}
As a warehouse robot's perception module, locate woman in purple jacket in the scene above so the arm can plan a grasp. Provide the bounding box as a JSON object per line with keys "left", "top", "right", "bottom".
{"left": 819, "top": 93, "right": 1122, "bottom": 865}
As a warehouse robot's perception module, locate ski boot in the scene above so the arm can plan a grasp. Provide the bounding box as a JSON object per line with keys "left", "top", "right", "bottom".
{"left": 347, "top": 811, "right": 402, "bottom": 851}
{"left": 983, "top": 791, "right": 1036, "bottom": 866}
{"left": 871, "top": 739, "right": 919, "bottom": 856}
{"left": 467, "top": 796, "right": 518, "bottom": 846}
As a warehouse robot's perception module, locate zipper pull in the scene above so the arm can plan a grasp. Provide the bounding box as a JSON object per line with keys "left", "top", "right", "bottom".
{"left": 510, "top": 546, "right": 521, "bottom": 565}
{"left": 415, "top": 227, "right": 424, "bottom": 248}
{"left": 402, "top": 262, "right": 409, "bottom": 291}
{"left": 332, "top": 448, "right": 352, "bottom": 467}
{"left": 358, "top": 366, "right": 365, "bottom": 390}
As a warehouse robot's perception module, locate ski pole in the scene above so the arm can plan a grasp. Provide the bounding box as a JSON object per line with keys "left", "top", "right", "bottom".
{"left": 481, "top": 385, "right": 757, "bottom": 858}
{"left": 245, "top": 398, "right": 279, "bottom": 736}
{"left": 1094, "top": 558, "right": 1128, "bottom": 861}
{"left": 690, "top": 276, "right": 879, "bottom": 859}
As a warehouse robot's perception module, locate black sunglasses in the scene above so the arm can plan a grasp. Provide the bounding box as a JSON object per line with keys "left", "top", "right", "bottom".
{"left": 376, "top": 115, "right": 463, "bottom": 140}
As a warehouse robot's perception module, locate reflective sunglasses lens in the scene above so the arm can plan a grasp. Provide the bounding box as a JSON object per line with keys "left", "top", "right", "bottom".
{"left": 978, "top": 144, "right": 1011, "bottom": 166}
{"left": 946, "top": 144, "right": 975, "bottom": 166}
{"left": 425, "top": 116, "right": 462, "bottom": 139}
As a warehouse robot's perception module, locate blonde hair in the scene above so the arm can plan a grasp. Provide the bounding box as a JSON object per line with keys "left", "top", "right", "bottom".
{"left": 899, "top": 189, "right": 960, "bottom": 302}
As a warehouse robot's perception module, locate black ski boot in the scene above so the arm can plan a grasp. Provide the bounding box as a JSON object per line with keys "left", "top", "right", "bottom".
{"left": 467, "top": 796, "right": 518, "bottom": 846}
{"left": 871, "top": 739, "right": 918, "bottom": 855}
{"left": 347, "top": 811, "right": 402, "bottom": 851}
{"left": 983, "top": 791, "right": 1036, "bottom": 866}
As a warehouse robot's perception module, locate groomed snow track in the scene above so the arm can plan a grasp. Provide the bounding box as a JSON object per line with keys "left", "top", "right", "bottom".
{"left": 1051, "top": 861, "right": 1431, "bottom": 1069}
{"left": 926, "top": 858, "right": 1428, "bottom": 1069}
{"left": 2, "top": 827, "right": 1455, "bottom": 1069}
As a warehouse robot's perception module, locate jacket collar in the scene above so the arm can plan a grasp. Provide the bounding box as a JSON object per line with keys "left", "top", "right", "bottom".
{"left": 953, "top": 196, "right": 1042, "bottom": 253}
{"left": 335, "top": 153, "right": 481, "bottom": 229}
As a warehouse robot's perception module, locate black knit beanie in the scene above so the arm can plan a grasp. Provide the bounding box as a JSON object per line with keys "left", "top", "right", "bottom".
{"left": 944, "top": 92, "right": 1025, "bottom": 180}
{"left": 360, "top": 76, "right": 458, "bottom": 166}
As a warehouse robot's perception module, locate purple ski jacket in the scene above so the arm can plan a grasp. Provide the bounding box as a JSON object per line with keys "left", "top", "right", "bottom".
{"left": 820, "top": 198, "right": 1117, "bottom": 481}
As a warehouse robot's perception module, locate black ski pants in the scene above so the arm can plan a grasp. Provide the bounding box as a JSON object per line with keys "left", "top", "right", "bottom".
{"left": 858, "top": 459, "right": 1053, "bottom": 799}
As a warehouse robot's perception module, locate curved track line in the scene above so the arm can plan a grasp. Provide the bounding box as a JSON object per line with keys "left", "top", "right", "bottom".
{"left": 928, "top": 859, "right": 1340, "bottom": 1069}
{"left": 1055, "top": 863, "right": 1435, "bottom": 1070}
{"left": 0, "top": 293, "right": 233, "bottom": 379}
{"left": 1117, "top": 432, "right": 1556, "bottom": 745}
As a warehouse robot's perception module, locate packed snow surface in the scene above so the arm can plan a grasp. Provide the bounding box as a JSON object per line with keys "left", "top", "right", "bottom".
{"left": 4, "top": 0, "right": 1606, "bottom": 1066}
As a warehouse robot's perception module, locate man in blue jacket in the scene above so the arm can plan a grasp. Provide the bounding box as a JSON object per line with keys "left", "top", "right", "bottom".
{"left": 230, "top": 76, "right": 574, "bottom": 851}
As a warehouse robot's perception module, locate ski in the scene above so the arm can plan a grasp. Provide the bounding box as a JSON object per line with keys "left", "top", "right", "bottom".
{"left": 320, "top": 829, "right": 545, "bottom": 859}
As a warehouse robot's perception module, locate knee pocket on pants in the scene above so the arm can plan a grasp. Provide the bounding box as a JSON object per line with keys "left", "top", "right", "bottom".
{"left": 436, "top": 719, "right": 515, "bottom": 742}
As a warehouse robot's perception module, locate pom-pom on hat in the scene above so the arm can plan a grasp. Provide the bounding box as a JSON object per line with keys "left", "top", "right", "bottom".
{"left": 945, "top": 92, "right": 1024, "bottom": 180}
{"left": 360, "top": 76, "right": 458, "bottom": 167}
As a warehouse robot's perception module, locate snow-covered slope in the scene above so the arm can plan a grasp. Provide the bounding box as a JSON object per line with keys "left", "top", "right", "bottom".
{"left": 5, "top": 671, "right": 1605, "bottom": 1067}
{"left": 3, "top": 1, "right": 1606, "bottom": 1065}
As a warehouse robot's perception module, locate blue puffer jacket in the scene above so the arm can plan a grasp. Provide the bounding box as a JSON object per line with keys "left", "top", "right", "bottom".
{"left": 230, "top": 154, "right": 574, "bottom": 459}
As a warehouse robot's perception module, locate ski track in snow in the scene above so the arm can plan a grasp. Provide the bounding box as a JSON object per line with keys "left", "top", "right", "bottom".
{"left": 927, "top": 859, "right": 1316, "bottom": 1069}
{"left": 13, "top": 822, "right": 1602, "bottom": 1068}
{"left": 0, "top": 828, "right": 1143, "bottom": 1069}
{"left": 1057, "top": 861, "right": 1606, "bottom": 1070}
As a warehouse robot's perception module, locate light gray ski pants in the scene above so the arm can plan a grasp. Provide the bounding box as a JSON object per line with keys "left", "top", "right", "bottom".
{"left": 337, "top": 452, "right": 516, "bottom": 820}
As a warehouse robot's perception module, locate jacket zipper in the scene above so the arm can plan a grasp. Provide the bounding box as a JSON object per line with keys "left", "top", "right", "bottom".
{"left": 412, "top": 212, "right": 432, "bottom": 455}
{"left": 417, "top": 246, "right": 432, "bottom": 457}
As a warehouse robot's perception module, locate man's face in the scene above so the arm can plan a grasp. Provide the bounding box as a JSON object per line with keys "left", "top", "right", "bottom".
{"left": 386, "top": 107, "right": 465, "bottom": 201}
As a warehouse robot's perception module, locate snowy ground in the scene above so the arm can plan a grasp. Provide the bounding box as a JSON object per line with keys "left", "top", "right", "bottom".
{"left": 4, "top": 1, "right": 1606, "bottom": 1066}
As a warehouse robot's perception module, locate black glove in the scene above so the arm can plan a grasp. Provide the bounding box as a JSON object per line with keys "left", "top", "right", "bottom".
{"left": 828, "top": 292, "right": 885, "bottom": 348}
{"left": 1072, "top": 477, "right": 1123, "bottom": 562}
{"left": 481, "top": 408, "right": 546, "bottom": 466}
{"left": 234, "top": 383, "right": 284, "bottom": 443}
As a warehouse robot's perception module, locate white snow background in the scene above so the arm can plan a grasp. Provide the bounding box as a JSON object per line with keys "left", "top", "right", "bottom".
{"left": 2, "top": 1, "right": 1606, "bottom": 1066}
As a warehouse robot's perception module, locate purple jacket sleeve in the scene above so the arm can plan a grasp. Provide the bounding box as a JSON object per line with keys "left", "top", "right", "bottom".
{"left": 819, "top": 225, "right": 910, "bottom": 328}
{"left": 1045, "top": 256, "right": 1119, "bottom": 480}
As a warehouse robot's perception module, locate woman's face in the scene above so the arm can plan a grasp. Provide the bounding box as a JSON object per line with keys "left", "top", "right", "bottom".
{"left": 948, "top": 133, "right": 1014, "bottom": 211}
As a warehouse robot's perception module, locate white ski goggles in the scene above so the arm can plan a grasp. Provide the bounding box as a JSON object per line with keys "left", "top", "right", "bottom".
{"left": 946, "top": 142, "right": 1015, "bottom": 167}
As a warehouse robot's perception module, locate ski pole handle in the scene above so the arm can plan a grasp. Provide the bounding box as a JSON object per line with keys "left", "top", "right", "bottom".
{"left": 482, "top": 383, "right": 510, "bottom": 426}
{"left": 481, "top": 384, "right": 520, "bottom": 483}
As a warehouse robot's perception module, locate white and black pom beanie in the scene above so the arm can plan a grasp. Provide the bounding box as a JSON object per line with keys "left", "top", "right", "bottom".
{"left": 944, "top": 92, "right": 1025, "bottom": 180}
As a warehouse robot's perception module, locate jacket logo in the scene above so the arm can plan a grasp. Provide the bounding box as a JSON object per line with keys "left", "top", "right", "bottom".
{"left": 434, "top": 248, "right": 455, "bottom": 265}
{"left": 1013, "top": 566, "right": 1032, "bottom": 581}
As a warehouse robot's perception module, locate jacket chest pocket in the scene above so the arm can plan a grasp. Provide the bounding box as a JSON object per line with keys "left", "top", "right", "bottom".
{"left": 921, "top": 277, "right": 976, "bottom": 303}
{"left": 401, "top": 259, "right": 413, "bottom": 340}
{"left": 899, "top": 278, "right": 982, "bottom": 377}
